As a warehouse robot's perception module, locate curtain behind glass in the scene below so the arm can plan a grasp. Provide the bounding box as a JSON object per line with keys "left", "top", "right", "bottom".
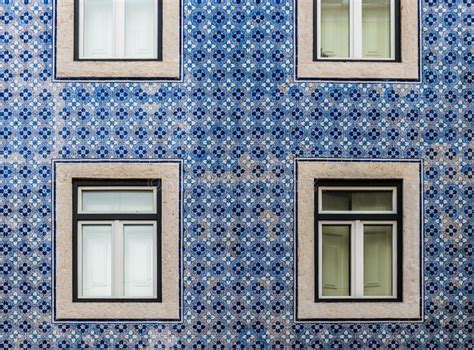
{"left": 125, "top": 0, "right": 157, "bottom": 58}
{"left": 322, "top": 225, "right": 351, "bottom": 296}
{"left": 362, "top": 0, "right": 391, "bottom": 58}
{"left": 83, "top": 0, "right": 114, "bottom": 58}
{"left": 320, "top": 0, "right": 350, "bottom": 58}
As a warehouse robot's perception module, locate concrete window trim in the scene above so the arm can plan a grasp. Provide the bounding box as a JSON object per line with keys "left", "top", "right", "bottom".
{"left": 53, "top": 0, "right": 182, "bottom": 81}
{"left": 294, "top": 159, "right": 423, "bottom": 322}
{"left": 295, "top": 0, "right": 420, "bottom": 82}
{"left": 52, "top": 160, "right": 182, "bottom": 322}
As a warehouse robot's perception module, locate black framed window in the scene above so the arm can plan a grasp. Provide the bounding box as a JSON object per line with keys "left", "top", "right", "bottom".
{"left": 74, "top": 0, "right": 163, "bottom": 61}
{"left": 72, "top": 179, "right": 162, "bottom": 302}
{"left": 314, "top": 179, "right": 402, "bottom": 302}
{"left": 313, "top": 0, "right": 401, "bottom": 62}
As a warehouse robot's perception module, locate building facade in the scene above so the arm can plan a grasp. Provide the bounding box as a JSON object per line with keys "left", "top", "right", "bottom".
{"left": 1, "top": 0, "right": 472, "bottom": 348}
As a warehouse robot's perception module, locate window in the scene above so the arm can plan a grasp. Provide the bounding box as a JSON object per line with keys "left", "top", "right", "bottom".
{"left": 53, "top": 161, "right": 182, "bottom": 321}
{"left": 77, "top": 0, "right": 160, "bottom": 60}
{"left": 295, "top": 159, "right": 422, "bottom": 321}
{"left": 315, "top": 180, "right": 402, "bottom": 301}
{"left": 54, "top": 0, "right": 181, "bottom": 80}
{"left": 73, "top": 180, "right": 161, "bottom": 301}
{"left": 295, "top": 0, "right": 420, "bottom": 81}
{"left": 316, "top": 0, "right": 399, "bottom": 61}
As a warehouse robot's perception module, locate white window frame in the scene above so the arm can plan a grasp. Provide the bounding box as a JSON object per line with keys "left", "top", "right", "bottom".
{"left": 316, "top": 0, "right": 396, "bottom": 61}
{"left": 318, "top": 186, "right": 397, "bottom": 214}
{"left": 78, "top": 0, "right": 159, "bottom": 59}
{"left": 77, "top": 186, "right": 158, "bottom": 214}
{"left": 77, "top": 220, "right": 158, "bottom": 299}
{"left": 318, "top": 220, "right": 397, "bottom": 299}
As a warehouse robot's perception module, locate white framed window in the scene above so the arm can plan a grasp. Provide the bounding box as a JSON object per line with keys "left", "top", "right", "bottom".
{"left": 77, "top": 221, "right": 158, "bottom": 299}
{"left": 73, "top": 181, "right": 161, "bottom": 302}
{"left": 77, "top": 0, "right": 159, "bottom": 60}
{"left": 316, "top": 0, "right": 397, "bottom": 61}
{"left": 318, "top": 221, "right": 398, "bottom": 300}
{"left": 294, "top": 0, "right": 420, "bottom": 81}
{"left": 53, "top": 161, "right": 182, "bottom": 321}
{"left": 54, "top": 0, "right": 182, "bottom": 80}
{"left": 315, "top": 181, "right": 402, "bottom": 302}
{"left": 295, "top": 159, "right": 423, "bottom": 322}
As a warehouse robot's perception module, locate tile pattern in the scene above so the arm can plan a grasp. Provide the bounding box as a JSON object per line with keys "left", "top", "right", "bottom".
{"left": 1, "top": 0, "right": 472, "bottom": 348}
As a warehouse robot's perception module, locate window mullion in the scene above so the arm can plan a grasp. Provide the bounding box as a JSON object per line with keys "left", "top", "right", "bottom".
{"left": 352, "top": 0, "right": 362, "bottom": 59}
{"left": 113, "top": 220, "right": 124, "bottom": 298}
{"left": 354, "top": 220, "right": 364, "bottom": 298}
{"left": 114, "top": 0, "right": 126, "bottom": 58}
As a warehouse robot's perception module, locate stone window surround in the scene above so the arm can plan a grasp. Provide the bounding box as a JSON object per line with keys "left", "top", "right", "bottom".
{"left": 295, "top": 0, "right": 420, "bottom": 81}
{"left": 295, "top": 159, "right": 423, "bottom": 322}
{"left": 52, "top": 160, "right": 182, "bottom": 322}
{"left": 53, "top": 0, "right": 182, "bottom": 81}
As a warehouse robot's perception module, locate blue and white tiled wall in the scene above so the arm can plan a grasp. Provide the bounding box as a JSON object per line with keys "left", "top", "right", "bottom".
{"left": 1, "top": 0, "right": 472, "bottom": 348}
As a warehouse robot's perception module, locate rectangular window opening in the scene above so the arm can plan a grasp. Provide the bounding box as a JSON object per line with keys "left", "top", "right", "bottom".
{"left": 315, "top": 179, "right": 402, "bottom": 302}
{"left": 76, "top": 0, "right": 162, "bottom": 60}
{"left": 73, "top": 179, "right": 162, "bottom": 302}
{"left": 316, "top": 0, "right": 399, "bottom": 61}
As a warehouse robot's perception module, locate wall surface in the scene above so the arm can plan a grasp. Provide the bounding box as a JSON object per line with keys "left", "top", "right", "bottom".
{"left": 1, "top": 0, "right": 472, "bottom": 348}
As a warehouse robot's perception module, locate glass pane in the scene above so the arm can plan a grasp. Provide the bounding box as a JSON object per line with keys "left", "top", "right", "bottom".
{"left": 321, "top": 225, "right": 350, "bottom": 297}
{"left": 320, "top": 0, "right": 350, "bottom": 58}
{"left": 364, "top": 225, "right": 393, "bottom": 296}
{"left": 125, "top": 0, "right": 157, "bottom": 58}
{"left": 321, "top": 190, "right": 393, "bottom": 212}
{"left": 81, "top": 190, "right": 155, "bottom": 213}
{"left": 362, "top": 0, "right": 391, "bottom": 58}
{"left": 351, "top": 191, "right": 393, "bottom": 211}
{"left": 321, "top": 191, "right": 351, "bottom": 211}
{"left": 124, "top": 225, "right": 155, "bottom": 297}
{"left": 82, "top": 0, "right": 114, "bottom": 58}
{"left": 81, "top": 225, "right": 112, "bottom": 297}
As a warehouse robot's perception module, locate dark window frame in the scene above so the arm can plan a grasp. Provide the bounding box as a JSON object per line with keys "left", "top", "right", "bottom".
{"left": 73, "top": 0, "right": 163, "bottom": 62}
{"left": 314, "top": 178, "right": 403, "bottom": 303}
{"left": 312, "top": 0, "right": 401, "bottom": 63}
{"left": 72, "top": 178, "right": 162, "bottom": 303}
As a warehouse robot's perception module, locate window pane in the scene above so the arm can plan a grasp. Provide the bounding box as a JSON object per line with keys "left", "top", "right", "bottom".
{"left": 81, "top": 190, "right": 155, "bottom": 213}
{"left": 321, "top": 190, "right": 393, "bottom": 211}
{"left": 321, "top": 225, "right": 350, "bottom": 296}
{"left": 362, "top": 0, "right": 391, "bottom": 58}
{"left": 81, "top": 225, "right": 112, "bottom": 297}
{"left": 320, "top": 0, "right": 350, "bottom": 58}
{"left": 82, "top": 0, "right": 114, "bottom": 58}
{"left": 125, "top": 0, "right": 157, "bottom": 58}
{"left": 364, "top": 225, "right": 393, "bottom": 296}
{"left": 123, "top": 225, "right": 155, "bottom": 297}
{"left": 321, "top": 191, "right": 351, "bottom": 211}
{"left": 351, "top": 191, "right": 393, "bottom": 211}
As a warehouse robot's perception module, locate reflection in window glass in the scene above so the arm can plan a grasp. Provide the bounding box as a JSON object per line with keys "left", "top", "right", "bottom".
{"left": 320, "top": 0, "right": 350, "bottom": 58}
